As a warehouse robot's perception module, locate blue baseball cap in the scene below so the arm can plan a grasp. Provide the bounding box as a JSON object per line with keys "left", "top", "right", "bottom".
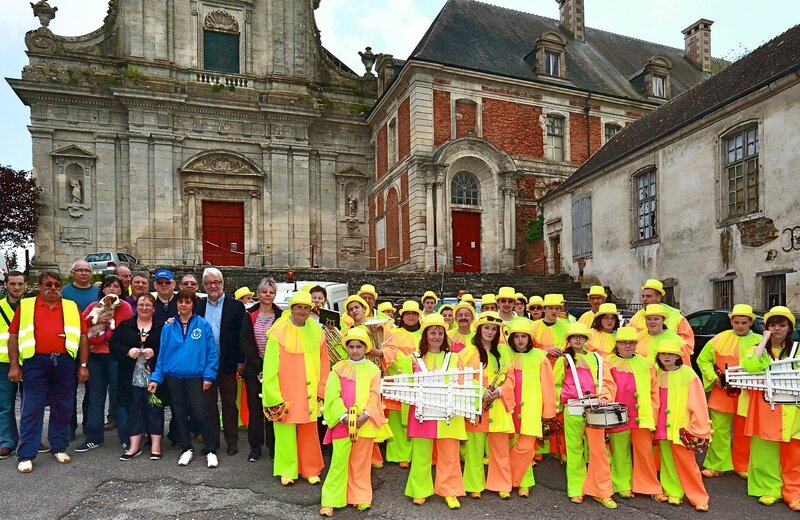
{"left": 154, "top": 269, "right": 175, "bottom": 281}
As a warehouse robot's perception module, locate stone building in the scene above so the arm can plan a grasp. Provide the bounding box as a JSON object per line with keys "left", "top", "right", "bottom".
{"left": 367, "top": 0, "right": 714, "bottom": 273}
{"left": 539, "top": 25, "right": 800, "bottom": 313}
{"left": 10, "top": 0, "right": 376, "bottom": 271}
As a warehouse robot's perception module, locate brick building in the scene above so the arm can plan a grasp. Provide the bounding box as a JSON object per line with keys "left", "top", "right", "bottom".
{"left": 368, "top": 0, "right": 714, "bottom": 273}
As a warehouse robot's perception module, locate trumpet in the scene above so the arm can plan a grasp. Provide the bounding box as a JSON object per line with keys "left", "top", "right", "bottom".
{"left": 482, "top": 367, "right": 507, "bottom": 413}
{"left": 363, "top": 318, "right": 391, "bottom": 370}
{"left": 323, "top": 324, "right": 345, "bottom": 366}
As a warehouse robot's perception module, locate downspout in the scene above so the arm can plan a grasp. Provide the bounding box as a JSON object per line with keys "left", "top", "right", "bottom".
{"left": 584, "top": 92, "right": 592, "bottom": 159}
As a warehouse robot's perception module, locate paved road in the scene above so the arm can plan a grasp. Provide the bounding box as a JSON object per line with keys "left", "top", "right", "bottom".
{"left": 0, "top": 419, "right": 788, "bottom": 520}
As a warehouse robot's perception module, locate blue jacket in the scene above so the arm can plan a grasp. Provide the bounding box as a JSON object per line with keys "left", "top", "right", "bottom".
{"left": 151, "top": 314, "right": 219, "bottom": 383}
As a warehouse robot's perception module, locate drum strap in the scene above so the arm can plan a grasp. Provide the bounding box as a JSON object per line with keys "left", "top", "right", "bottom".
{"left": 565, "top": 351, "right": 604, "bottom": 397}
{"left": 413, "top": 352, "right": 451, "bottom": 374}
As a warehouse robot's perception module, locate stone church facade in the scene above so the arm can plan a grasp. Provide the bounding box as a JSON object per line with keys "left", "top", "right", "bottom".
{"left": 10, "top": 0, "right": 376, "bottom": 271}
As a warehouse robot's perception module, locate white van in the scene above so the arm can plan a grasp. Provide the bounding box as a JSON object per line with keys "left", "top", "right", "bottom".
{"left": 275, "top": 281, "right": 349, "bottom": 313}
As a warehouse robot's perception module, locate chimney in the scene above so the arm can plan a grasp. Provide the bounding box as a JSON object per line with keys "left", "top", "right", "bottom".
{"left": 682, "top": 19, "right": 713, "bottom": 72}
{"left": 558, "top": 0, "right": 585, "bottom": 42}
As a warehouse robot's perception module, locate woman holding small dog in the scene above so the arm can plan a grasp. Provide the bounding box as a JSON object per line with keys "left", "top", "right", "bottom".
{"left": 78, "top": 275, "right": 133, "bottom": 453}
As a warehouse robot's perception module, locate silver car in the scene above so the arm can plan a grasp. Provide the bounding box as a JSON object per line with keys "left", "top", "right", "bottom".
{"left": 84, "top": 252, "right": 140, "bottom": 274}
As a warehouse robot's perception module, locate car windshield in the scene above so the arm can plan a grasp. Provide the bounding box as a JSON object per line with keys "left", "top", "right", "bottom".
{"left": 85, "top": 253, "right": 111, "bottom": 262}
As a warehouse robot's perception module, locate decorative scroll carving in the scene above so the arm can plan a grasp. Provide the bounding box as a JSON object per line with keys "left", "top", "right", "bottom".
{"left": 204, "top": 10, "right": 239, "bottom": 34}
{"left": 184, "top": 153, "right": 259, "bottom": 175}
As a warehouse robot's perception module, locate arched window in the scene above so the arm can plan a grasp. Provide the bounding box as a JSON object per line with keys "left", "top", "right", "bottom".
{"left": 451, "top": 171, "right": 479, "bottom": 205}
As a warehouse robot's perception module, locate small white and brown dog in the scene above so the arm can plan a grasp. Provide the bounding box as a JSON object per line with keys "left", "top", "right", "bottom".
{"left": 87, "top": 293, "right": 121, "bottom": 339}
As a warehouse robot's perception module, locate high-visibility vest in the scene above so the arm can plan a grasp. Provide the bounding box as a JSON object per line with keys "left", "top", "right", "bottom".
{"left": 17, "top": 297, "right": 82, "bottom": 364}
{"left": 0, "top": 298, "right": 15, "bottom": 363}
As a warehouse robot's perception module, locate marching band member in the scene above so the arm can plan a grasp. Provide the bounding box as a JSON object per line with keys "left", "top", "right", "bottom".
{"left": 377, "top": 302, "right": 396, "bottom": 320}
{"left": 356, "top": 284, "right": 383, "bottom": 319}
{"left": 604, "top": 326, "right": 662, "bottom": 500}
{"left": 480, "top": 294, "right": 498, "bottom": 313}
{"left": 559, "top": 295, "right": 577, "bottom": 324}
{"left": 402, "top": 314, "right": 466, "bottom": 509}
{"left": 588, "top": 303, "right": 620, "bottom": 356}
{"left": 261, "top": 291, "right": 329, "bottom": 486}
{"left": 527, "top": 296, "right": 544, "bottom": 321}
{"left": 448, "top": 302, "right": 476, "bottom": 353}
{"left": 460, "top": 293, "right": 477, "bottom": 309}
{"left": 459, "top": 312, "right": 516, "bottom": 499}
{"left": 514, "top": 293, "right": 529, "bottom": 320}
{"left": 635, "top": 304, "right": 690, "bottom": 365}
{"left": 319, "top": 328, "right": 392, "bottom": 517}
{"left": 653, "top": 339, "right": 710, "bottom": 511}
{"left": 497, "top": 287, "right": 518, "bottom": 322}
{"left": 629, "top": 279, "right": 694, "bottom": 356}
{"left": 420, "top": 291, "right": 438, "bottom": 317}
{"left": 531, "top": 294, "right": 570, "bottom": 364}
{"left": 696, "top": 304, "right": 760, "bottom": 479}
{"left": 740, "top": 306, "right": 800, "bottom": 511}
{"left": 578, "top": 286, "right": 608, "bottom": 327}
{"left": 438, "top": 304, "right": 455, "bottom": 330}
{"left": 553, "top": 323, "right": 617, "bottom": 508}
{"left": 505, "top": 318, "right": 556, "bottom": 497}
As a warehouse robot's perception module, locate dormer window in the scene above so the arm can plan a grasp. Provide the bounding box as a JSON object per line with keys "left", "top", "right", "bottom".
{"left": 652, "top": 75, "right": 666, "bottom": 98}
{"left": 642, "top": 55, "right": 672, "bottom": 99}
{"left": 531, "top": 31, "right": 568, "bottom": 79}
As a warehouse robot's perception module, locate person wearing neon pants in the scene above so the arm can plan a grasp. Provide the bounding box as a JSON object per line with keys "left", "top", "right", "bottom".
{"left": 653, "top": 339, "right": 710, "bottom": 512}
{"left": 553, "top": 322, "right": 617, "bottom": 509}
{"left": 505, "top": 318, "right": 556, "bottom": 497}
{"left": 604, "top": 326, "right": 662, "bottom": 500}
{"left": 262, "top": 291, "right": 329, "bottom": 486}
{"left": 319, "top": 328, "right": 392, "bottom": 517}
{"left": 740, "top": 306, "right": 800, "bottom": 511}
{"left": 697, "top": 304, "right": 760, "bottom": 479}
{"left": 401, "top": 314, "right": 466, "bottom": 510}
{"left": 635, "top": 304, "right": 690, "bottom": 365}
{"left": 459, "top": 311, "right": 516, "bottom": 499}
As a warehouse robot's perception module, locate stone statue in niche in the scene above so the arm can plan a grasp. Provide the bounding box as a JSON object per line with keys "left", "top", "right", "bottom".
{"left": 70, "top": 178, "right": 83, "bottom": 204}
{"left": 347, "top": 195, "right": 358, "bottom": 217}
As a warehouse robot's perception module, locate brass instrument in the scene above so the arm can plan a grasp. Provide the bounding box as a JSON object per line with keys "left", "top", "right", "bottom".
{"left": 482, "top": 367, "right": 508, "bottom": 413}
{"left": 363, "top": 318, "right": 391, "bottom": 369}
{"left": 323, "top": 323, "right": 345, "bottom": 366}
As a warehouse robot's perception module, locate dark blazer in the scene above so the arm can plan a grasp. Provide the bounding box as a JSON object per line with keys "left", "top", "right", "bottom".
{"left": 240, "top": 303, "right": 282, "bottom": 379}
{"left": 109, "top": 317, "right": 169, "bottom": 407}
{"left": 195, "top": 295, "right": 246, "bottom": 376}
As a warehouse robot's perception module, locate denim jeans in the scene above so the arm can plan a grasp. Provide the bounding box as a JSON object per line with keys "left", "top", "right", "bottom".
{"left": 85, "top": 353, "right": 119, "bottom": 444}
{"left": 0, "top": 362, "right": 19, "bottom": 449}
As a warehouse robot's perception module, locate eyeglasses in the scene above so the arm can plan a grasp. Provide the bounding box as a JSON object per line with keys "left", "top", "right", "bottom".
{"left": 529, "top": 306, "right": 543, "bottom": 310}
{"left": 204, "top": 280, "right": 222, "bottom": 287}
{"left": 155, "top": 280, "right": 173, "bottom": 286}
{"left": 72, "top": 269, "right": 91, "bottom": 273}
{"left": 42, "top": 282, "right": 62, "bottom": 288}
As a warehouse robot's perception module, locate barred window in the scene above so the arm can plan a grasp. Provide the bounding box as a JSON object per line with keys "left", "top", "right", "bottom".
{"left": 451, "top": 171, "right": 479, "bottom": 205}
{"left": 634, "top": 169, "right": 657, "bottom": 240}
{"left": 545, "top": 116, "right": 564, "bottom": 162}
{"left": 725, "top": 126, "right": 759, "bottom": 218}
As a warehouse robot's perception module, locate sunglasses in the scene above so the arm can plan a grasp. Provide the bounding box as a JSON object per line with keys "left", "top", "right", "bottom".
{"left": 482, "top": 316, "right": 504, "bottom": 323}
{"left": 529, "top": 306, "right": 543, "bottom": 310}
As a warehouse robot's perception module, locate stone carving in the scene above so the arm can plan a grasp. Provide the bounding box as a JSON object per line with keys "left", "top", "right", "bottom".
{"left": 347, "top": 195, "right": 358, "bottom": 217}
{"left": 67, "top": 206, "right": 85, "bottom": 218}
{"left": 31, "top": 1, "right": 57, "bottom": 28}
{"left": 184, "top": 153, "right": 260, "bottom": 176}
{"left": 205, "top": 10, "right": 239, "bottom": 34}
{"left": 70, "top": 178, "right": 83, "bottom": 203}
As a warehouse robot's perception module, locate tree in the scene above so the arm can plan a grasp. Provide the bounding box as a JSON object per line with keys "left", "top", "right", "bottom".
{"left": 0, "top": 166, "right": 42, "bottom": 251}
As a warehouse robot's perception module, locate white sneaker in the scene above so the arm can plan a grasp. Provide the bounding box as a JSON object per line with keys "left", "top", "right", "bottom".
{"left": 53, "top": 452, "right": 71, "bottom": 464}
{"left": 206, "top": 452, "right": 218, "bottom": 468}
{"left": 178, "top": 449, "right": 194, "bottom": 466}
{"left": 17, "top": 460, "right": 33, "bottom": 473}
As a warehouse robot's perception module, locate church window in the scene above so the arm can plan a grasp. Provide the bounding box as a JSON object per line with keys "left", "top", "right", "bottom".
{"left": 451, "top": 171, "right": 479, "bottom": 206}
{"left": 203, "top": 11, "right": 240, "bottom": 74}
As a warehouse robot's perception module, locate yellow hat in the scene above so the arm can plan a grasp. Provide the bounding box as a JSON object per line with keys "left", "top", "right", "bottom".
{"left": 764, "top": 306, "right": 797, "bottom": 327}
{"left": 358, "top": 284, "right": 378, "bottom": 300}
{"left": 654, "top": 338, "right": 683, "bottom": 356}
{"left": 566, "top": 322, "right": 591, "bottom": 339}
{"left": 504, "top": 317, "right": 534, "bottom": 340}
{"left": 643, "top": 303, "right": 669, "bottom": 319}
{"left": 454, "top": 302, "right": 476, "bottom": 319}
{"left": 420, "top": 290, "right": 439, "bottom": 304}
{"left": 496, "top": 286, "right": 516, "bottom": 300}
{"left": 597, "top": 302, "right": 619, "bottom": 317}
{"left": 728, "top": 304, "right": 756, "bottom": 320}
{"left": 527, "top": 295, "right": 544, "bottom": 308}
{"left": 377, "top": 301, "right": 396, "bottom": 314}
{"left": 341, "top": 327, "right": 373, "bottom": 354}
{"left": 641, "top": 279, "right": 666, "bottom": 296}
{"left": 300, "top": 283, "right": 314, "bottom": 293}
{"left": 288, "top": 291, "right": 313, "bottom": 308}
{"left": 615, "top": 326, "right": 638, "bottom": 342}
{"left": 542, "top": 294, "right": 563, "bottom": 307}
{"left": 399, "top": 300, "right": 422, "bottom": 316}
{"left": 460, "top": 293, "right": 476, "bottom": 303}
{"left": 438, "top": 304, "right": 455, "bottom": 314}
{"left": 420, "top": 313, "right": 448, "bottom": 334}
{"left": 343, "top": 295, "right": 368, "bottom": 312}
{"left": 472, "top": 311, "right": 506, "bottom": 333}
{"left": 588, "top": 285, "right": 608, "bottom": 298}
{"left": 514, "top": 292, "right": 526, "bottom": 301}
{"left": 481, "top": 294, "right": 497, "bottom": 305}
{"left": 234, "top": 287, "right": 254, "bottom": 300}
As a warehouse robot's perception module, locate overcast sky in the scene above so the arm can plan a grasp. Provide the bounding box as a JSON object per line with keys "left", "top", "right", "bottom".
{"left": 2, "top": 0, "right": 799, "bottom": 171}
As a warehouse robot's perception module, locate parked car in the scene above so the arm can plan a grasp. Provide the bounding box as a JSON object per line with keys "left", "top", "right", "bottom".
{"left": 84, "top": 252, "right": 140, "bottom": 275}
{"left": 687, "top": 308, "right": 800, "bottom": 374}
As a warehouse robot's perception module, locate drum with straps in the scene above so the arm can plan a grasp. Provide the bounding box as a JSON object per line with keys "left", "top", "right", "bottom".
{"left": 584, "top": 403, "right": 629, "bottom": 428}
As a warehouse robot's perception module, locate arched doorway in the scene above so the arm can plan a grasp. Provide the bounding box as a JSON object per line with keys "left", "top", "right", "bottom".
{"left": 450, "top": 171, "right": 481, "bottom": 272}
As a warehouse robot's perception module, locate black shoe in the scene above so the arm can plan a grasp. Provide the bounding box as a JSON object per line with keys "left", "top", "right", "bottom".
{"left": 38, "top": 443, "right": 51, "bottom": 453}
{"left": 0, "top": 447, "right": 14, "bottom": 459}
{"left": 119, "top": 449, "right": 142, "bottom": 461}
{"left": 104, "top": 420, "right": 117, "bottom": 431}
{"left": 226, "top": 445, "right": 239, "bottom": 456}
{"left": 248, "top": 448, "right": 261, "bottom": 462}
{"left": 150, "top": 451, "right": 162, "bottom": 460}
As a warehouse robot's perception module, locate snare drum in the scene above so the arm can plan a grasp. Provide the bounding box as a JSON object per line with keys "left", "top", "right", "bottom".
{"left": 584, "top": 403, "right": 629, "bottom": 428}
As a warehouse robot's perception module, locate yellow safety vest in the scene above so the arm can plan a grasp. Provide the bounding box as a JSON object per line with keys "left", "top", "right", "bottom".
{"left": 17, "top": 297, "right": 82, "bottom": 364}
{"left": 0, "top": 298, "right": 15, "bottom": 363}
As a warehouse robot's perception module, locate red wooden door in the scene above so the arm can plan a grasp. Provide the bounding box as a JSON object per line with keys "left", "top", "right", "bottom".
{"left": 202, "top": 201, "right": 245, "bottom": 266}
{"left": 452, "top": 211, "right": 481, "bottom": 272}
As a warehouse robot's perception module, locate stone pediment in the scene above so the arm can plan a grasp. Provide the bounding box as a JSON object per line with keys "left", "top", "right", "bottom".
{"left": 333, "top": 167, "right": 368, "bottom": 180}
{"left": 51, "top": 145, "right": 97, "bottom": 159}
{"left": 181, "top": 151, "right": 262, "bottom": 176}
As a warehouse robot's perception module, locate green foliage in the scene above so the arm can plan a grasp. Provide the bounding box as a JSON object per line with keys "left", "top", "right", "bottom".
{"left": 123, "top": 66, "right": 146, "bottom": 83}
{"left": 523, "top": 214, "right": 544, "bottom": 243}
{"left": 227, "top": 85, "right": 236, "bottom": 92}
{"left": 212, "top": 84, "right": 225, "bottom": 93}
{"left": 105, "top": 74, "right": 120, "bottom": 87}
{"left": 0, "top": 166, "right": 41, "bottom": 250}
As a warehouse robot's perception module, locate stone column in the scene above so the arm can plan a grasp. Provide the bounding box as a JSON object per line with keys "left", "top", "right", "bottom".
{"left": 30, "top": 127, "right": 58, "bottom": 269}
{"left": 317, "top": 151, "right": 338, "bottom": 268}
{"left": 268, "top": 143, "right": 290, "bottom": 266}
{"left": 499, "top": 171, "right": 519, "bottom": 269}
{"left": 95, "top": 133, "right": 118, "bottom": 250}
{"left": 291, "top": 144, "right": 311, "bottom": 267}
{"left": 127, "top": 133, "right": 152, "bottom": 258}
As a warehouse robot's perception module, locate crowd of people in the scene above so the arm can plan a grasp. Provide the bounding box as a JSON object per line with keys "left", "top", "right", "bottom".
{"left": 0, "top": 263, "right": 798, "bottom": 516}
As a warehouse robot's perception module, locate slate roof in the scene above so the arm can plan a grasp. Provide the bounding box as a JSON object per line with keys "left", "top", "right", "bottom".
{"left": 545, "top": 23, "right": 800, "bottom": 197}
{"left": 410, "top": 0, "right": 710, "bottom": 101}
